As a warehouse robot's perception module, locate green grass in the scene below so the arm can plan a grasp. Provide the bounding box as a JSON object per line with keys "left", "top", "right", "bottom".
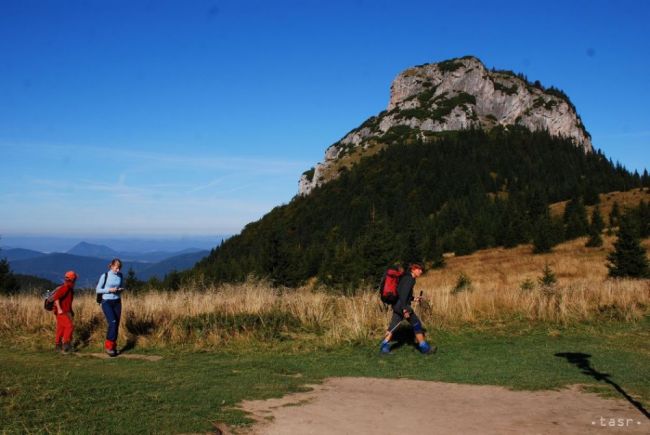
{"left": 1, "top": 319, "right": 648, "bottom": 434}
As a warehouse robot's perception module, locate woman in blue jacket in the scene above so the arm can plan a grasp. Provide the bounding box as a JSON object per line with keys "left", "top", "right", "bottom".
{"left": 96, "top": 258, "right": 125, "bottom": 357}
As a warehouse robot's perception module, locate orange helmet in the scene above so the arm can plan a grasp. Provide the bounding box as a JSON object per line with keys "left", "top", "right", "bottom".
{"left": 64, "top": 271, "right": 78, "bottom": 282}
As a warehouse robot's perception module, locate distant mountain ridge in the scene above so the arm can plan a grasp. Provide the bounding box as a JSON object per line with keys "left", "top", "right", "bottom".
{"left": 0, "top": 248, "right": 46, "bottom": 262}
{"left": 5, "top": 244, "right": 209, "bottom": 288}
{"left": 0, "top": 235, "right": 227, "bottom": 254}
{"left": 9, "top": 253, "right": 128, "bottom": 288}
{"left": 67, "top": 242, "right": 119, "bottom": 259}
{"left": 66, "top": 242, "right": 205, "bottom": 263}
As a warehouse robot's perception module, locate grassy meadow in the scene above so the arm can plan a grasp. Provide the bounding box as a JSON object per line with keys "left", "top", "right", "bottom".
{"left": 1, "top": 235, "right": 649, "bottom": 433}
{"left": 2, "top": 237, "right": 648, "bottom": 350}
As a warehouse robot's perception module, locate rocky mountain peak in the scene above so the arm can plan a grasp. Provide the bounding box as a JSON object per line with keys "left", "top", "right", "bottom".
{"left": 299, "top": 56, "right": 593, "bottom": 196}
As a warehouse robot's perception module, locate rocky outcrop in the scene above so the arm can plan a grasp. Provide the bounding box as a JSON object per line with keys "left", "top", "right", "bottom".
{"left": 299, "top": 56, "right": 593, "bottom": 196}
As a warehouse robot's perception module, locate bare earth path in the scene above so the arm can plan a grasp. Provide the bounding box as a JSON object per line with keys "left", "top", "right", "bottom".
{"left": 238, "top": 377, "right": 647, "bottom": 434}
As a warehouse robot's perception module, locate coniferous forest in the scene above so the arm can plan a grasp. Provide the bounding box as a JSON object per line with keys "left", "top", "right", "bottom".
{"left": 188, "top": 126, "right": 648, "bottom": 291}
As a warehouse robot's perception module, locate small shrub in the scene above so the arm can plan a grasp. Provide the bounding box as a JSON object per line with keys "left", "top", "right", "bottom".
{"left": 538, "top": 263, "right": 557, "bottom": 287}
{"left": 437, "top": 60, "right": 463, "bottom": 72}
{"left": 452, "top": 272, "right": 472, "bottom": 294}
{"left": 520, "top": 278, "right": 535, "bottom": 291}
{"left": 544, "top": 100, "right": 558, "bottom": 110}
{"left": 396, "top": 107, "right": 430, "bottom": 120}
{"left": 430, "top": 92, "right": 477, "bottom": 121}
{"left": 533, "top": 97, "right": 545, "bottom": 109}
{"left": 302, "top": 167, "right": 315, "bottom": 182}
{"left": 417, "top": 89, "right": 436, "bottom": 104}
{"left": 493, "top": 81, "right": 518, "bottom": 95}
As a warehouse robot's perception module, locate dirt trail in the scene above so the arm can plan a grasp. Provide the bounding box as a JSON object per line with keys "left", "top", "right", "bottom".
{"left": 238, "top": 377, "right": 647, "bottom": 434}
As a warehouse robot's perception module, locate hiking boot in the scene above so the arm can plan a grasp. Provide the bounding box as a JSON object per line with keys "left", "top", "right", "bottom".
{"left": 62, "top": 343, "right": 73, "bottom": 354}
{"left": 418, "top": 341, "right": 436, "bottom": 355}
{"left": 54, "top": 343, "right": 62, "bottom": 352}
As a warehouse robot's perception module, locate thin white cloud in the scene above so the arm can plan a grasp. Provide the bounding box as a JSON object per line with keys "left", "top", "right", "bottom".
{"left": 188, "top": 177, "right": 225, "bottom": 193}
{"left": 1, "top": 142, "right": 303, "bottom": 234}
{"left": 0, "top": 141, "right": 310, "bottom": 174}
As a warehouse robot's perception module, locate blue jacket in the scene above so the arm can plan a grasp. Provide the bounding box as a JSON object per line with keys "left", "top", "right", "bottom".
{"left": 96, "top": 271, "right": 123, "bottom": 301}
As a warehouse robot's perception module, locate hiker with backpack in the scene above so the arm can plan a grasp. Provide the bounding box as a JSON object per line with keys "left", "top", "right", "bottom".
{"left": 47, "top": 270, "right": 78, "bottom": 354}
{"left": 379, "top": 262, "right": 435, "bottom": 355}
{"left": 96, "top": 258, "right": 125, "bottom": 357}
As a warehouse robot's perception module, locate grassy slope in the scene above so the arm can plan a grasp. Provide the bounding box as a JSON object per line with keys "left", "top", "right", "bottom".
{"left": 1, "top": 319, "right": 648, "bottom": 433}
{"left": 549, "top": 188, "right": 650, "bottom": 221}
{"left": 420, "top": 237, "right": 650, "bottom": 292}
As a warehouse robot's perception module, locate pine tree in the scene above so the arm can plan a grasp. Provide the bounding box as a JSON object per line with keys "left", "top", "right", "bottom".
{"left": 0, "top": 257, "right": 20, "bottom": 295}
{"left": 359, "top": 220, "right": 398, "bottom": 281}
{"left": 636, "top": 200, "right": 650, "bottom": 238}
{"left": 402, "top": 222, "right": 424, "bottom": 264}
{"left": 427, "top": 238, "right": 445, "bottom": 269}
{"left": 538, "top": 262, "right": 557, "bottom": 287}
{"left": 564, "top": 197, "right": 589, "bottom": 239}
{"left": 501, "top": 201, "right": 529, "bottom": 248}
{"left": 607, "top": 214, "right": 649, "bottom": 278}
{"left": 642, "top": 169, "right": 650, "bottom": 188}
{"left": 585, "top": 207, "right": 604, "bottom": 247}
{"left": 451, "top": 226, "right": 477, "bottom": 256}
{"left": 583, "top": 183, "right": 600, "bottom": 206}
{"left": 266, "top": 236, "right": 294, "bottom": 287}
{"left": 533, "top": 211, "right": 555, "bottom": 253}
{"left": 163, "top": 270, "right": 182, "bottom": 291}
{"left": 609, "top": 201, "right": 620, "bottom": 228}
{"left": 125, "top": 267, "right": 144, "bottom": 293}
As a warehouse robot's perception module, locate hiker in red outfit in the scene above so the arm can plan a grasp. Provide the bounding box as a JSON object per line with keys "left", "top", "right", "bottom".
{"left": 49, "top": 270, "right": 78, "bottom": 354}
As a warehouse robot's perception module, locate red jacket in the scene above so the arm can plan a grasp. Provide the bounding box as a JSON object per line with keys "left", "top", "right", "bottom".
{"left": 51, "top": 282, "right": 74, "bottom": 314}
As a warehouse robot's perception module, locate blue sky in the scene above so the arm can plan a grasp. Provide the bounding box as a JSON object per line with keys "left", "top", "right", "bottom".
{"left": 1, "top": 0, "right": 649, "bottom": 240}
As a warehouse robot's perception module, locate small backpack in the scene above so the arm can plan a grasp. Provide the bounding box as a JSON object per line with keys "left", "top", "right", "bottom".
{"left": 43, "top": 288, "right": 56, "bottom": 311}
{"left": 43, "top": 285, "right": 65, "bottom": 311}
{"left": 96, "top": 272, "right": 108, "bottom": 303}
{"left": 379, "top": 267, "right": 403, "bottom": 305}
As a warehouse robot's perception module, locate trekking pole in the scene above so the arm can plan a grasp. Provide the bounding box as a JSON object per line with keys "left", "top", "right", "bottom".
{"left": 388, "top": 320, "right": 402, "bottom": 335}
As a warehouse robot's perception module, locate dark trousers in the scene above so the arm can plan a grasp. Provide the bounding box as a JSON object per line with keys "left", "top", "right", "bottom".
{"left": 388, "top": 310, "right": 423, "bottom": 333}
{"left": 101, "top": 299, "right": 122, "bottom": 342}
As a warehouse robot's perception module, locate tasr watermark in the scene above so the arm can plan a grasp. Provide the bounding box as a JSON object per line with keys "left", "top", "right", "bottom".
{"left": 592, "top": 416, "right": 644, "bottom": 428}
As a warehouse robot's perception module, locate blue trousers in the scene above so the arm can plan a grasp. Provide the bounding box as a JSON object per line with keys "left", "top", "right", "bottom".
{"left": 101, "top": 299, "right": 122, "bottom": 341}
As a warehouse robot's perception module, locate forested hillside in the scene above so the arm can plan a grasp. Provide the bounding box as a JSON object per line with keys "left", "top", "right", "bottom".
{"left": 188, "top": 127, "right": 648, "bottom": 290}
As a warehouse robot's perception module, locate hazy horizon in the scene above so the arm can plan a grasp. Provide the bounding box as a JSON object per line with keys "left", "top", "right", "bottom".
{"left": 0, "top": 234, "right": 227, "bottom": 253}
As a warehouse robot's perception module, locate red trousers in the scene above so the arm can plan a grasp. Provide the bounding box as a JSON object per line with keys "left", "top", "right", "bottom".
{"left": 55, "top": 313, "right": 74, "bottom": 344}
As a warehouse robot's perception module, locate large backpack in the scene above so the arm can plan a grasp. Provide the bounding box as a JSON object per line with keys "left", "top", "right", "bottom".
{"left": 379, "top": 267, "right": 403, "bottom": 305}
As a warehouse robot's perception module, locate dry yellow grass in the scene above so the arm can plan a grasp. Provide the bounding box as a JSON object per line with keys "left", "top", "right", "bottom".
{"left": 549, "top": 187, "right": 650, "bottom": 222}
{"left": 1, "top": 236, "right": 648, "bottom": 350}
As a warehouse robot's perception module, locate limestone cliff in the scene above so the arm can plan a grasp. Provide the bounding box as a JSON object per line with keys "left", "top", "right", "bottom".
{"left": 299, "top": 56, "right": 593, "bottom": 196}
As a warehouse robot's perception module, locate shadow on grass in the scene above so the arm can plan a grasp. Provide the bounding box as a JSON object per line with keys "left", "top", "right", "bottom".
{"left": 555, "top": 352, "right": 649, "bottom": 420}
{"left": 74, "top": 314, "right": 103, "bottom": 350}
{"left": 387, "top": 324, "right": 422, "bottom": 352}
{"left": 121, "top": 317, "right": 156, "bottom": 354}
